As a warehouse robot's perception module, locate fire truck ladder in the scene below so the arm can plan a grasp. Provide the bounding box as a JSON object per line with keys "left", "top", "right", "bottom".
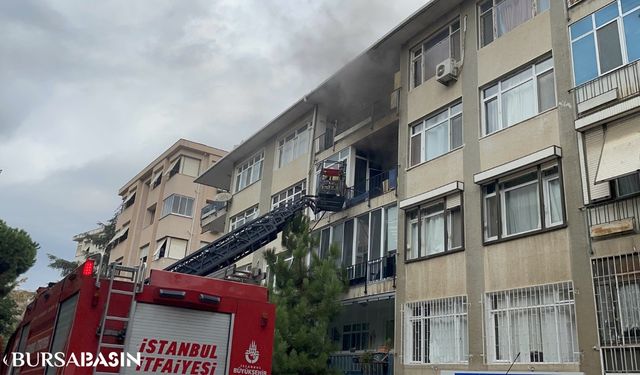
{"left": 165, "top": 195, "right": 319, "bottom": 276}
{"left": 94, "top": 263, "right": 145, "bottom": 374}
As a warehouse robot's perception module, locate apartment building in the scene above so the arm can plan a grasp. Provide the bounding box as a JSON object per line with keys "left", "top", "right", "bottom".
{"left": 567, "top": 1, "right": 640, "bottom": 374}
{"left": 194, "top": 1, "right": 640, "bottom": 374}
{"left": 108, "top": 139, "right": 227, "bottom": 275}
{"left": 72, "top": 227, "right": 105, "bottom": 262}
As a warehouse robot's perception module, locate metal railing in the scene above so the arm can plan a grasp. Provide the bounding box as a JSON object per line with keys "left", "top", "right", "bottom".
{"left": 346, "top": 167, "right": 398, "bottom": 207}
{"left": 201, "top": 201, "right": 227, "bottom": 219}
{"left": 346, "top": 253, "right": 396, "bottom": 287}
{"left": 572, "top": 60, "right": 640, "bottom": 116}
{"left": 314, "top": 127, "right": 335, "bottom": 154}
{"left": 329, "top": 352, "right": 392, "bottom": 375}
{"left": 583, "top": 195, "right": 640, "bottom": 231}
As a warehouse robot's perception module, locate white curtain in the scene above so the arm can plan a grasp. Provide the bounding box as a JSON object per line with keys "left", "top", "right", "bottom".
{"left": 428, "top": 316, "right": 454, "bottom": 363}
{"left": 424, "top": 38, "right": 450, "bottom": 80}
{"left": 423, "top": 213, "right": 444, "bottom": 256}
{"left": 547, "top": 178, "right": 563, "bottom": 224}
{"left": 496, "top": 0, "right": 533, "bottom": 37}
{"left": 494, "top": 312, "right": 511, "bottom": 360}
{"left": 426, "top": 122, "right": 449, "bottom": 160}
{"left": 504, "top": 183, "right": 539, "bottom": 235}
{"left": 619, "top": 282, "right": 640, "bottom": 332}
{"left": 502, "top": 79, "right": 535, "bottom": 128}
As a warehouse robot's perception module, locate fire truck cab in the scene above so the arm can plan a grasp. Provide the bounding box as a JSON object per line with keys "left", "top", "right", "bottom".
{"left": 2, "top": 260, "right": 275, "bottom": 375}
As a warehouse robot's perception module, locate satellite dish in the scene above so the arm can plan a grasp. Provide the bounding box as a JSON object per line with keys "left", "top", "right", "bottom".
{"left": 214, "top": 192, "right": 233, "bottom": 202}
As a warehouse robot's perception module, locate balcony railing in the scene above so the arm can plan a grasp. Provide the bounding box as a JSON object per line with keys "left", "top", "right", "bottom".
{"left": 572, "top": 60, "right": 640, "bottom": 116}
{"left": 346, "top": 253, "right": 396, "bottom": 289}
{"left": 346, "top": 167, "right": 398, "bottom": 208}
{"left": 583, "top": 196, "right": 640, "bottom": 251}
{"left": 314, "top": 88, "right": 400, "bottom": 155}
{"left": 329, "top": 352, "right": 392, "bottom": 375}
{"left": 200, "top": 201, "right": 227, "bottom": 233}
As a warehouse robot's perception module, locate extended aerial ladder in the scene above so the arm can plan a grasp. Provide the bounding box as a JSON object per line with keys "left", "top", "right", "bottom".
{"left": 165, "top": 161, "right": 348, "bottom": 277}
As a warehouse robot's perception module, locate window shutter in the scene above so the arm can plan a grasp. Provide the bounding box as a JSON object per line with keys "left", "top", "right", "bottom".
{"left": 446, "top": 193, "right": 461, "bottom": 209}
{"left": 153, "top": 239, "right": 167, "bottom": 260}
{"left": 584, "top": 127, "right": 611, "bottom": 201}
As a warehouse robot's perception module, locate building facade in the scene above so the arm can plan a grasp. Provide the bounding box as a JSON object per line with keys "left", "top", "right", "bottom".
{"left": 194, "top": 1, "right": 639, "bottom": 374}
{"left": 72, "top": 227, "right": 105, "bottom": 262}
{"left": 108, "top": 139, "right": 227, "bottom": 275}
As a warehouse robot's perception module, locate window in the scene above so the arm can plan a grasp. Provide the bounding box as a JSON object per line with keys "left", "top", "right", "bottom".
{"left": 410, "top": 102, "right": 463, "bottom": 166}
{"left": 145, "top": 204, "right": 156, "bottom": 227}
{"left": 411, "top": 20, "right": 461, "bottom": 88}
{"left": 46, "top": 294, "right": 79, "bottom": 375}
{"left": 272, "top": 181, "right": 306, "bottom": 209}
{"left": 342, "top": 323, "right": 370, "bottom": 351}
{"left": 482, "top": 57, "right": 555, "bottom": 136}
{"left": 479, "top": 0, "right": 550, "bottom": 48}
{"left": 592, "top": 253, "right": 640, "bottom": 373}
{"left": 406, "top": 193, "right": 463, "bottom": 261}
{"left": 167, "top": 156, "right": 201, "bottom": 179}
{"left": 405, "top": 296, "right": 468, "bottom": 364}
{"left": 235, "top": 152, "right": 264, "bottom": 192}
{"left": 615, "top": 172, "right": 640, "bottom": 198}
{"left": 153, "top": 237, "right": 188, "bottom": 260}
{"left": 230, "top": 206, "right": 259, "bottom": 231}
{"left": 151, "top": 169, "right": 163, "bottom": 189}
{"left": 483, "top": 162, "right": 563, "bottom": 242}
{"left": 485, "top": 282, "right": 579, "bottom": 363}
{"left": 161, "top": 194, "right": 194, "bottom": 218}
{"left": 385, "top": 205, "right": 398, "bottom": 254}
{"left": 277, "top": 124, "right": 310, "bottom": 168}
{"left": 570, "top": 1, "right": 640, "bottom": 85}
{"left": 139, "top": 244, "right": 149, "bottom": 264}
{"left": 122, "top": 191, "right": 136, "bottom": 210}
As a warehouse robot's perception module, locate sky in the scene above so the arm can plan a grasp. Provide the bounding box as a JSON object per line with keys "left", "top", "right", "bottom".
{"left": 0, "top": 0, "right": 427, "bottom": 291}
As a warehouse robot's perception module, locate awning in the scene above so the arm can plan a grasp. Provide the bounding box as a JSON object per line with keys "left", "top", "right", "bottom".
{"left": 122, "top": 191, "right": 136, "bottom": 207}
{"left": 164, "top": 158, "right": 181, "bottom": 176}
{"left": 150, "top": 170, "right": 162, "bottom": 186}
{"left": 473, "top": 146, "right": 562, "bottom": 184}
{"left": 153, "top": 238, "right": 167, "bottom": 260}
{"left": 399, "top": 181, "right": 463, "bottom": 209}
{"left": 107, "top": 227, "right": 129, "bottom": 246}
{"left": 340, "top": 291, "right": 395, "bottom": 306}
{"left": 595, "top": 121, "right": 640, "bottom": 182}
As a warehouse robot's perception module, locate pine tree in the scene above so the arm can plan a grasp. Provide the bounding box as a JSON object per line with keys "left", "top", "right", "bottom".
{"left": 264, "top": 214, "right": 346, "bottom": 375}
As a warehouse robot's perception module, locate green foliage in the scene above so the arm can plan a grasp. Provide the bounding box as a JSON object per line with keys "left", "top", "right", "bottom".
{"left": 86, "top": 214, "right": 117, "bottom": 250}
{"left": 47, "top": 253, "right": 80, "bottom": 277}
{"left": 264, "top": 214, "right": 347, "bottom": 375}
{"left": 0, "top": 220, "right": 38, "bottom": 299}
{"left": 0, "top": 295, "right": 18, "bottom": 351}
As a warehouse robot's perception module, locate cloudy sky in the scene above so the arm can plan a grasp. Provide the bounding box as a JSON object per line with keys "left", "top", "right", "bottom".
{"left": 0, "top": 0, "right": 426, "bottom": 291}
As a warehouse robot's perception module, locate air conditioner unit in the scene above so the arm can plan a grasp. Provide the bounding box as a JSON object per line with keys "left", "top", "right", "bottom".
{"left": 436, "top": 58, "right": 459, "bottom": 85}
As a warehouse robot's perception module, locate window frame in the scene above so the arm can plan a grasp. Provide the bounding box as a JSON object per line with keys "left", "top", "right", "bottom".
{"left": 161, "top": 194, "right": 195, "bottom": 218}
{"left": 485, "top": 282, "right": 579, "bottom": 364}
{"left": 405, "top": 296, "right": 468, "bottom": 364}
{"left": 410, "top": 19, "right": 461, "bottom": 89}
{"left": 481, "top": 56, "right": 556, "bottom": 136}
{"left": 569, "top": 0, "right": 640, "bottom": 86}
{"left": 229, "top": 206, "right": 259, "bottom": 231}
{"left": 234, "top": 151, "right": 265, "bottom": 192}
{"left": 277, "top": 123, "right": 311, "bottom": 169}
{"left": 482, "top": 161, "right": 566, "bottom": 244}
{"left": 405, "top": 193, "right": 464, "bottom": 263}
{"left": 478, "top": 0, "right": 550, "bottom": 48}
{"left": 271, "top": 180, "right": 307, "bottom": 209}
{"left": 409, "top": 101, "right": 463, "bottom": 167}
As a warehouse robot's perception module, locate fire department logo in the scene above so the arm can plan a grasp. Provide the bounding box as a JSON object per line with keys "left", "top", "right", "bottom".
{"left": 244, "top": 341, "right": 259, "bottom": 364}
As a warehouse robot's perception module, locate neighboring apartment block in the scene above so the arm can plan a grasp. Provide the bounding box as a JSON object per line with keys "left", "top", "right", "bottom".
{"left": 193, "top": 1, "right": 639, "bottom": 375}
{"left": 108, "top": 139, "right": 227, "bottom": 275}
{"left": 72, "top": 227, "right": 105, "bottom": 262}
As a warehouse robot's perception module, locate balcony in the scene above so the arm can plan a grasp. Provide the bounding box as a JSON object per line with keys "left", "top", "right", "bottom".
{"left": 315, "top": 89, "right": 400, "bottom": 155}
{"left": 346, "top": 167, "right": 398, "bottom": 208}
{"left": 200, "top": 201, "right": 227, "bottom": 233}
{"left": 572, "top": 60, "right": 640, "bottom": 120}
{"left": 329, "top": 352, "right": 392, "bottom": 375}
{"left": 583, "top": 195, "right": 640, "bottom": 246}
{"left": 346, "top": 253, "right": 396, "bottom": 288}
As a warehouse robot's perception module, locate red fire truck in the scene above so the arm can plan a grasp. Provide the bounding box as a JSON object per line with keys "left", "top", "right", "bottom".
{"left": 2, "top": 260, "right": 275, "bottom": 375}
{"left": 2, "top": 171, "right": 347, "bottom": 375}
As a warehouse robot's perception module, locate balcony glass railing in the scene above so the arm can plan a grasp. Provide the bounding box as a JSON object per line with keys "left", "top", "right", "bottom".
{"left": 572, "top": 60, "right": 640, "bottom": 116}
{"left": 346, "top": 167, "right": 398, "bottom": 207}
{"left": 329, "top": 352, "right": 392, "bottom": 375}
